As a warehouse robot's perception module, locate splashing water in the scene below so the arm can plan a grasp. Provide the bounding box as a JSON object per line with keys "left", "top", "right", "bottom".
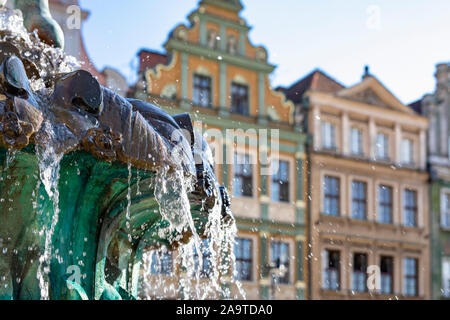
{"left": 145, "top": 167, "right": 245, "bottom": 300}
{"left": 154, "top": 168, "right": 196, "bottom": 234}
{"left": 0, "top": 8, "right": 32, "bottom": 46}
{"left": 142, "top": 211, "right": 245, "bottom": 300}
{"left": 126, "top": 162, "right": 133, "bottom": 243}
{"left": 153, "top": 167, "right": 205, "bottom": 284}
{"left": 225, "top": 221, "right": 246, "bottom": 299}
{"left": 35, "top": 122, "right": 63, "bottom": 300}
{"left": 4, "top": 149, "right": 16, "bottom": 172}
{"left": 0, "top": 8, "right": 79, "bottom": 92}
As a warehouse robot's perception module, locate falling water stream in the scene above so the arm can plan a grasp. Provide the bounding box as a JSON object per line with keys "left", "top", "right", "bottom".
{"left": 35, "top": 122, "right": 63, "bottom": 300}
{"left": 146, "top": 167, "right": 246, "bottom": 300}
{"left": 126, "top": 162, "right": 133, "bottom": 243}
{"left": 153, "top": 168, "right": 204, "bottom": 288}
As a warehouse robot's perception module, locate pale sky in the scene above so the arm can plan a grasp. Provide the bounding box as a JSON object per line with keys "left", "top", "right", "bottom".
{"left": 79, "top": 0, "right": 450, "bottom": 104}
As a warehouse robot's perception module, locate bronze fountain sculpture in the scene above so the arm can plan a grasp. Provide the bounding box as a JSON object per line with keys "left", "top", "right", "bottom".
{"left": 0, "top": 0, "right": 234, "bottom": 300}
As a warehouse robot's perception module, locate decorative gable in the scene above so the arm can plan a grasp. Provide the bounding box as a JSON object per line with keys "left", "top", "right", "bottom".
{"left": 141, "top": 0, "right": 295, "bottom": 124}
{"left": 347, "top": 87, "right": 392, "bottom": 109}
{"left": 336, "top": 75, "right": 414, "bottom": 114}
{"left": 200, "top": 0, "right": 243, "bottom": 12}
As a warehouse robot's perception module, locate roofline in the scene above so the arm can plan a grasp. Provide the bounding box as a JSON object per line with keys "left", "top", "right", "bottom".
{"left": 307, "top": 90, "right": 429, "bottom": 126}
{"left": 340, "top": 75, "right": 407, "bottom": 110}
{"left": 282, "top": 68, "right": 346, "bottom": 91}
{"left": 137, "top": 48, "right": 168, "bottom": 57}
{"left": 199, "top": 0, "right": 244, "bottom": 12}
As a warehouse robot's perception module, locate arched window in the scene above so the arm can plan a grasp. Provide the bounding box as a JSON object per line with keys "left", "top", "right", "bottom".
{"left": 256, "top": 48, "right": 267, "bottom": 61}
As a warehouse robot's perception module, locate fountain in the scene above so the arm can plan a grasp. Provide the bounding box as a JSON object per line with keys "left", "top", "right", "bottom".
{"left": 0, "top": 1, "right": 236, "bottom": 300}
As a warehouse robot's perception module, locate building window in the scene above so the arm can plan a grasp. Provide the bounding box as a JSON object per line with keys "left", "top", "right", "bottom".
{"left": 234, "top": 238, "right": 253, "bottom": 282}
{"left": 193, "top": 239, "right": 211, "bottom": 278}
{"left": 226, "top": 35, "right": 237, "bottom": 55}
{"left": 448, "top": 136, "right": 450, "bottom": 160}
{"left": 323, "top": 176, "right": 340, "bottom": 216}
{"left": 270, "top": 241, "right": 290, "bottom": 284}
{"left": 352, "top": 253, "right": 368, "bottom": 292}
{"left": 230, "top": 83, "right": 249, "bottom": 116}
{"left": 207, "top": 29, "right": 218, "bottom": 49}
{"left": 443, "top": 257, "right": 450, "bottom": 298}
{"left": 352, "top": 181, "right": 367, "bottom": 220}
{"left": 401, "top": 138, "right": 414, "bottom": 165}
{"left": 271, "top": 160, "right": 289, "bottom": 203}
{"left": 149, "top": 248, "right": 172, "bottom": 275}
{"left": 350, "top": 128, "right": 363, "bottom": 155}
{"left": 441, "top": 193, "right": 450, "bottom": 228}
{"left": 378, "top": 185, "right": 393, "bottom": 224}
{"left": 233, "top": 153, "right": 253, "bottom": 197}
{"left": 321, "top": 122, "right": 336, "bottom": 150}
{"left": 376, "top": 133, "right": 389, "bottom": 160}
{"left": 323, "top": 250, "right": 340, "bottom": 291}
{"left": 403, "top": 189, "right": 418, "bottom": 227}
{"left": 380, "top": 256, "right": 394, "bottom": 294}
{"left": 403, "top": 258, "right": 418, "bottom": 297}
{"left": 193, "top": 74, "right": 212, "bottom": 107}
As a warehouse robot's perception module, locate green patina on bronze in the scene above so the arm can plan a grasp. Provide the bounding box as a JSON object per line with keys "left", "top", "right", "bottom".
{"left": 0, "top": 147, "right": 211, "bottom": 300}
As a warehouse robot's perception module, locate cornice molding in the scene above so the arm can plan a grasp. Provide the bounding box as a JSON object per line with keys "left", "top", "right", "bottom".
{"left": 307, "top": 91, "right": 429, "bottom": 128}
{"left": 200, "top": 0, "right": 243, "bottom": 12}
{"left": 165, "top": 38, "right": 276, "bottom": 74}
{"left": 189, "top": 10, "right": 250, "bottom": 32}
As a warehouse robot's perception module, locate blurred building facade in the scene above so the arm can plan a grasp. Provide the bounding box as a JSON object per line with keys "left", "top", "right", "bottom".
{"left": 411, "top": 63, "right": 450, "bottom": 299}
{"left": 133, "top": 0, "right": 307, "bottom": 300}
{"left": 279, "top": 68, "right": 430, "bottom": 299}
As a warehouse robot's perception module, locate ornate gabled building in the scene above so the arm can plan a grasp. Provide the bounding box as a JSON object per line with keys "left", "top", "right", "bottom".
{"left": 133, "top": 0, "right": 307, "bottom": 300}
{"left": 280, "top": 67, "right": 430, "bottom": 300}
{"left": 412, "top": 62, "right": 450, "bottom": 299}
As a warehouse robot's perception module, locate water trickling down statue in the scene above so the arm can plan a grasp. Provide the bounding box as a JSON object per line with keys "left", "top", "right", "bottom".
{"left": 0, "top": 1, "right": 235, "bottom": 300}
